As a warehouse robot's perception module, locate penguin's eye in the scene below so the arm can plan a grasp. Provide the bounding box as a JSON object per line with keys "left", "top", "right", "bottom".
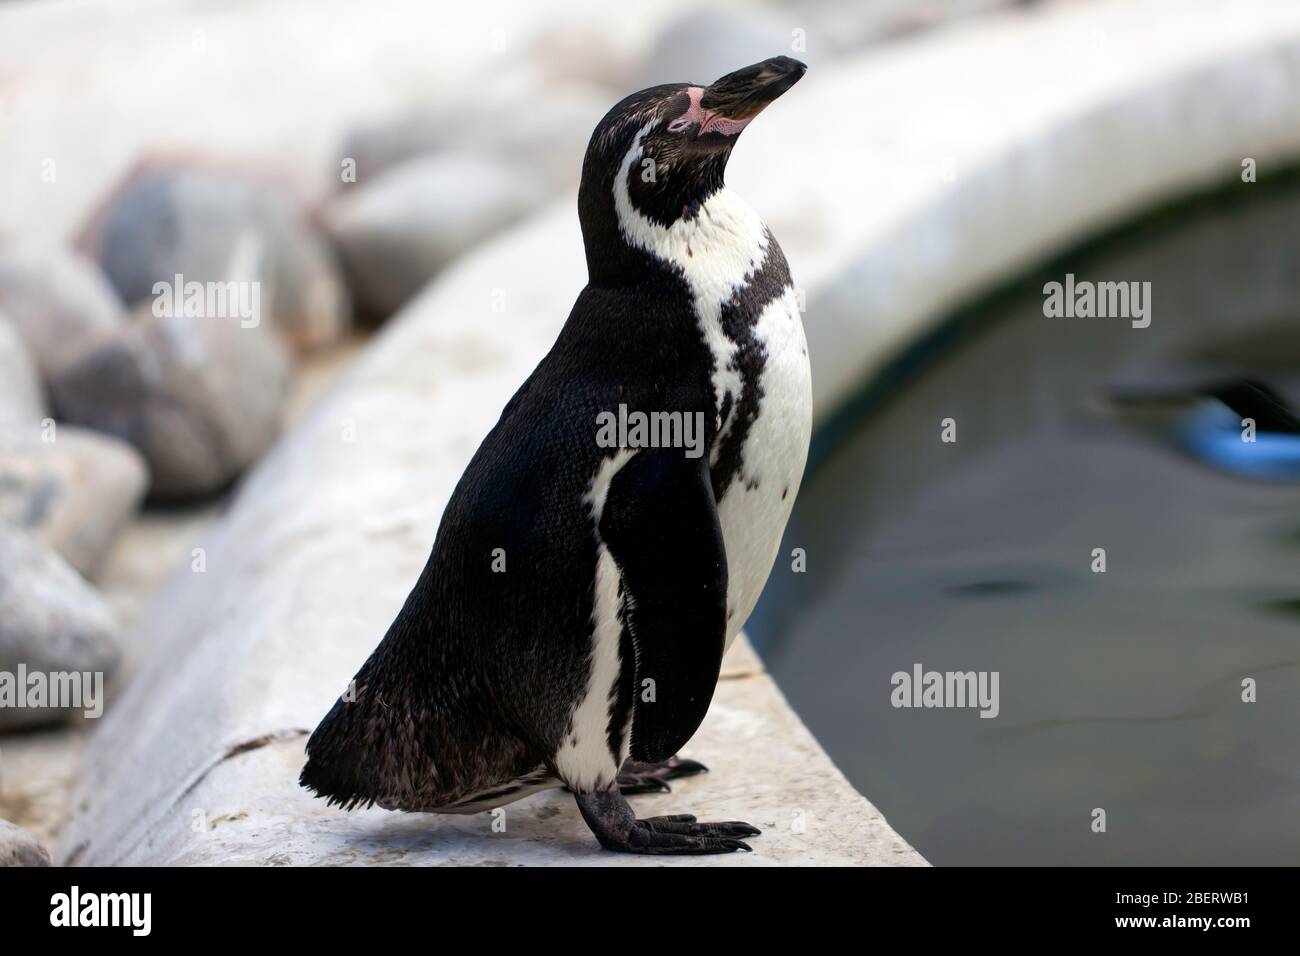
{"left": 666, "top": 116, "right": 691, "bottom": 134}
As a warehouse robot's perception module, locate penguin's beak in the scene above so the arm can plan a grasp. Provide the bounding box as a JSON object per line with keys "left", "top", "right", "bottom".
{"left": 701, "top": 56, "right": 807, "bottom": 126}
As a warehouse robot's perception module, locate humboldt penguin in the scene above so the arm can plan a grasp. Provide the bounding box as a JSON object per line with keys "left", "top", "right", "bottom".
{"left": 301, "top": 55, "right": 812, "bottom": 854}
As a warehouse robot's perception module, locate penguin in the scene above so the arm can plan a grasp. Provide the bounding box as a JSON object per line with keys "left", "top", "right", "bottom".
{"left": 300, "top": 55, "right": 812, "bottom": 855}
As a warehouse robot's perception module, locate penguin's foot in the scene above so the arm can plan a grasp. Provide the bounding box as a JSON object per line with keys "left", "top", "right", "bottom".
{"left": 616, "top": 755, "right": 708, "bottom": 795}
{"left": 574, "top": 786, "right": 759, "bottom": 855}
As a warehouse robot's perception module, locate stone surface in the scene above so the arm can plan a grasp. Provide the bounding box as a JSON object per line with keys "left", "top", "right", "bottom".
{"left": 0, "top": 427, "right": 148, "bottom": 580}
{"left": 69, "top": 654, "right": 918, "bottom": 867}
{"left": 0, "top": 242, "right": 126, "bottom": 380}
{"left": 0, "top": 725, "right": 87, "bottom": 851}
{"left": 0, "top": 819, "right": 51, "bottom": 866}
{"left": 61, "top": 219, "right": 922, "bottom": 866}
{"left": 333, "top": 75, "right": 609, "bottom": 189}
{"left": 0, "top": 525, "right": 120, "bottom": 731}
{"left": 49, "top": 308, "right": 292, "bottom": 501}
{"left": 82, "top": 165, "right": 351, "bottom": 351}
{"left": 0, "top": 315, "right": 46, "bottom": 427}
{"left": 325, "top": 152, "right": 550, "bottom": 321}
{"left": 442, "top": 79, "right": 611, "bottom": 191}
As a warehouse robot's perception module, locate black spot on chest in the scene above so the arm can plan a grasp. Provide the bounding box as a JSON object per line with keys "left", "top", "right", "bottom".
{"left": 709, "top": 232, "right": 792, "bottom": 502}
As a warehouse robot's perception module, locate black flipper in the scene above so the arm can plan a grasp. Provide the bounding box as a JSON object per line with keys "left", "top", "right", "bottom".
{"left": 617, "top": 755, "right": 709, "bottom": 794}
{"left": 599, "top": 448, "right": 728, "bottom": 764}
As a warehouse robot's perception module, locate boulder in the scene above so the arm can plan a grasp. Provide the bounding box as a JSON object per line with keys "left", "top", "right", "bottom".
{"left": 461, "top": 82, "right": 609, "bottom": 190}
{"left": 338, "top": 81, "right": 608, "bottom": 191}
{"left": 0, "top": 427, "right": 148, "bottom": 579}
{"left": 335, "top": 109, "right": 456, "bottom": 189}
{"left": 0, "top": 820, "right": 51, "bottom": 866}
{"left": 82, "top": 165, "right": 350, "bottom": 351}
{"left": 48, "top": 308, "right": 292, "bottom": 501}
{"left": 325, "top": 151, "right": 549, "bottom": 321}
{"left": 0, "top": 525, "right": 120, "bottom": 731}
{"left": 0, "top": 243, "right": 127, "bottom": 381}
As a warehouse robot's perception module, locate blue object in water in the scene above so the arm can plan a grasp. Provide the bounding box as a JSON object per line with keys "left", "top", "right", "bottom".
{"left": 1178, "top": 402, "right": 1300, "bottom": 479}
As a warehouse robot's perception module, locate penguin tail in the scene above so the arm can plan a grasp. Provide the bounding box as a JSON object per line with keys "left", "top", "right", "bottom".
{"left": 298, "top": 651, "right": 549, "bottom": 813}
{"left": 299, "top": 695, "right": 384, "bottom": 811}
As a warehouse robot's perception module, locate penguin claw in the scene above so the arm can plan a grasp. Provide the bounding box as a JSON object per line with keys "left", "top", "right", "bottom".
{"left": 641, "top": 816, "right": 762, "bottom": 839}
{"left": 616, "top": 756, "right": 709, "bottom": 796}
{"left": 574, "top": 787, "right": 761, "bottom": 855}
{"left": 623, "top": 825, "right": 755, "bottom": 855}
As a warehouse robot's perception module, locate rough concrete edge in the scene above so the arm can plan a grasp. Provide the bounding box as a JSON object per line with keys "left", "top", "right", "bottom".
{"left": 83, "top": 636, "right": 925, "bottom": 867}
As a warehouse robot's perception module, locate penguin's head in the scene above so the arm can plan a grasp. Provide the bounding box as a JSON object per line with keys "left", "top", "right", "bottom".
{"left": 578, "top": 56, "right": 806, "bottom": 281}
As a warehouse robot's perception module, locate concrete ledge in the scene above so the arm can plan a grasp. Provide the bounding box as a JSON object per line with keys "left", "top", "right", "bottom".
{"left": 71, "top": 639, "right": 920, "bottom": 866}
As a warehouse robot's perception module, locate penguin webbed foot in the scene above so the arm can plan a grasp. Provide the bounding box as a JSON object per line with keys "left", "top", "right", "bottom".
{"left": 574, "top": 786, "right": 759, "bottom": 855}
{"left": 616, "top": 755, "right": 708, "bottom": 795}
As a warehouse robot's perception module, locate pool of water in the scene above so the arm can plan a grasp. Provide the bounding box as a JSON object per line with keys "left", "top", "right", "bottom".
{"left": 750, "top": 179, "right": 1300, "bottom": 865}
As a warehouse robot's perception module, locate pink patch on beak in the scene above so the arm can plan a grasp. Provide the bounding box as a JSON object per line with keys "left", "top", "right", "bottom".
{"left": 666, "top": 86, "right": 752, "bottom": 138}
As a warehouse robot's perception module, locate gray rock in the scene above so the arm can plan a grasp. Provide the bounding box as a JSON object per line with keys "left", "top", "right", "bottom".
{"left": 0, "top": 243, "right": 126, "bottom": 381}
{"left": 0, "top": 314, "right": 47, "bottom": 427}
{"left": 0, "top": 820, "right": 51, "bottom": 866}
{"left": 0, "top": 427, "right": 148, "bottom": 580}
{"left": 339, "top": 82, "right": 607, "bottom": 191}
{"left": 48, "top": 307, "right": 292, "bottom": 501}
{"left": 337, "top": 109, "right": 455, "bottom": 188}
{"left": 83, "top": 166, "right": 350, "bottom": 351}
{"left": 0, "top": 524, "right": 120, "bottom": 731}
{"left": 462, "top": 83, "right": 608, "bottom": 190}
{"left": 325, "top": 151, "right": 548, "bottom": 320}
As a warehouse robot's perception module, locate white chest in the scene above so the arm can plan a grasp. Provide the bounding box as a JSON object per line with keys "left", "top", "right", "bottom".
{"left": 712, "top": 286, "right": 811, "bottom": 645}
{"left": 614, "top": 140, "right": 812, "bottom": 643}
